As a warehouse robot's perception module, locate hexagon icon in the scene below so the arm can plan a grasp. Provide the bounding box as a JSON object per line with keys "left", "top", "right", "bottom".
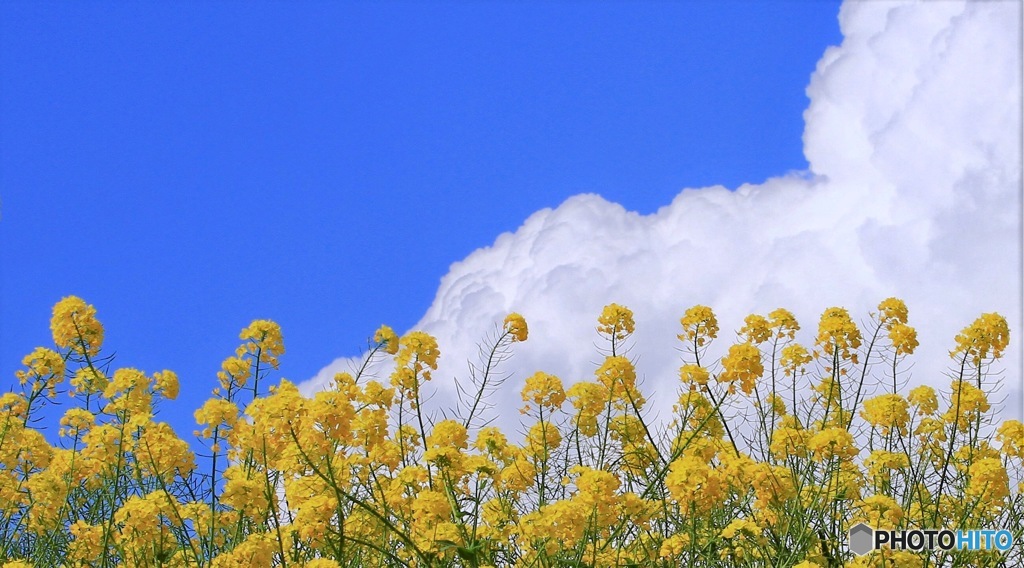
{"left": 848, "top": 523, "right": 874, "bottom": 556}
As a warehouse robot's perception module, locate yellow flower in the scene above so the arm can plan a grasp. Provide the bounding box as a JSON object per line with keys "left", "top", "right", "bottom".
{"left": 808, "top": 427, "right": 859, "bottom": 461}
{"left": 239, "top": 319, "right": 285, "bottom": 368}
{"left": 497, "top": 451, "right": 536, "bottom": 492}
{"left": 780, "top": 344, "right": 811, "bottom": 376}
{"left": 153, "top": 370, "right": 179, "bottom": 400}
{"left": 352, "top": 407, "right": 389, "bottom": 451}
{"left": 761, "top": 393, "right": 786, "bottom": 416}
{"left": 475, "top": 426, "right": 510, "bottom": 459}
{"left": 860, "top": 393, "right": 910, "bottom": 435}
{"left": 137, "top": 421, "right": 196, "bottom": 479}
{"left": 567, "top": 381, "right": 608, "bottom": 437}
{"left": 815, "top": 307, "right": 862, "bottom": 362}
{"left": 194, "top": 398, "right": 240, "bottom": 438}
{"left": 877, "top": 297, "right": 909, "bottom": 326}
{"left": 331, "top": 371, "right": 358, "bottom": 399}
{"left": 877, "top": 551, "right": 924, "bottom": 568}
{"left": 675, "top": 390, "right": 725, "bottom": 440}
{"left": 907, "top": 385, "right": 938, "bottom": 415}
{"left": 79, "top": 424, "right": 125, "bottom": 476}
{"left": 943, "top": 380, "right": 990, "bottom": 431}
{"left": 679, "top": 305, "right": 719, "bottom": 347}
{"left": 0, "top": 392, "right": 28, "bottom": 420}
{"left": 358, "top": 380, "right": 395, "bottom": 408}
{"left": 393, "top": 331, "right": 441, "bottom": 382}
{"left": 374, "top": 324, "right": 400, "bottom": 354}
{"left": 427, "top": 419, "right": 468, "bottom": 450}
{"left": 597, "top": 303, "right": 635, "bottom": 340}
{"left": 59, "top": 408, "right": 94, "bottom": 439}
{"left": 665, "top": 453, "right": 726, "bottom": 513}
{"left": 571, "top": 466, "right": 621, "bottom": 524}
{"left": 720, "top": 518, "right": 761, "bottom": 539}
{"left": 304, "top": 560, "right": 341, "bottom": 568}
{"left": 503, "top": 312, "right": 529, "bottom": 342}
{"left": 217, "top": 355, "right": 251, "bottom": 391}
{"left": 305, "top": 389, "right": 355, "bottom": 449}
{"left": 768, "top": 308, "right": 800, "bottom": 340}
{"left": 914, "top": 417, "right": 947, "bottom": 446}
{"left": 836, "top": 460, "right": 865, "bottom": 500}
{"left": 997, "top": 420, "right": 1024, "bottom": 459}
{"left": 888, "top": 322, "right": 919, "bottom": 356}
{"left": 517, "top": 499, "right": 586, "bottom": 549}
{"left": 967, "top": 457, "right": 1009, "bottom": 503}
{"left": 51, "top": 296, "right": 104, "bottom": 356}
{"left": 678, "top": 363, "right": 709, "bottom": 387}
{"left": 111, "top": 492, "right": 177, "bottom": 551}
{"left": 951, "top": 312, "right": 1010, "bottom": 365}
{"left": 286, "top": 476, "right": 338, "bottom": 546}
{"left": 211, "top": 531, "right": 277, "bottom": 567}
{"left": 15, "top": 348, "right": 65, "bottom": 395}
{"left": 595, "top": 355, "right": 644, "bottom": 408}
{"left": 525, "top": 420, "right": 561, "bottom": 460}
{"left": 608, "top": 413, "right": 646, "bottom": 445}
{"left": 953, "top": 441, "right": 1000, "bottom": 471}
{"left": 719, "top": 342, "right": 763, "bottom": 395}
{"left": 220, "top": 466, "right": 270, "bottom": 517}
{"left": 412, "top": 489, "right": 451, "bottom": 526}
{"left": 855, "top": 495, "right": 903, "bottom": 529}
{"left": 102, "top": 367, "right": 149, "bottom": 399}
{"left": 864, "top": 450, "right": 909, "bottom": 482}
{"left": 68, "top": 520, "right": 104, "bottom": 563}
{"left": 101, "top": 368, "right": 153, "bottom": 417}
{"left": 746, "top": 462, "right": 795, "bottom": 509}
{"left": 70, "top": 366, "right": 107, "bottom": 395}
{"left": 659, "top": 533, "right": 691, "bottom": 558}
{"left": 520, "top": 371, "right": 566, "bottom": 412}
{"left": 739, "top": 314, "right": 771, "bottom": 344}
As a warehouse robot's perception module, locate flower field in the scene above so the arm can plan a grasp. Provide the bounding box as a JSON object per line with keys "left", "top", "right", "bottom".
{"left": 0, "top": 296, "right": 1020, "bottom": 567}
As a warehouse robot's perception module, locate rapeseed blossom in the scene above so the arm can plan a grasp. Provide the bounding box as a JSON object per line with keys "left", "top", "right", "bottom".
{"left": 907, "top": 385, "right": 938, "bottom": 415}
{"left": 520, "top": 371, "right": 566, "bottom": 413}
{"left": 15, "top": 347, "right": 64, "bottom": 396}
{"left": 808, "top": 427, "right": 859, "bottom": 461}
{"left": 780, "top": 343, "right": 811, "bottom": 376}
{"left": 2, "top": 297, "right": 1019, "bottom": 568}
{"left": 595, "top": 355, "right": 644, "bottom": 409}
{"left": 952, "top": 312, "right": 1010, "bottom": 366}
{"left": 679, "top": 305, "right": 719, "bottom": 347}
{"left": 597, "top": 303, "right": 635, "bottom": 341}
{"left": 855, "top": 494, "right": 903, "bottom": 529}
{"left": 50, "top": 295, "right": 104, "bottom": 356}
{"left": 816, "top": 306, "right": 862, "bottom": 363}
{"left": 861, "top": 393, "right": 911, "bottom": 435}
{"left": 997, "top": 420, "right": 1024, "bottom": 459}
{"left": 239, "top": 319, "right": 285, "bottom": 368}
{"left": 374, "top": 323, "right": 400, "bottom": 354}
{"left": 767, "top": 307, "right": 800, "bottom": 340}
{"left": 566, "top": 381, "right": 607, "bottom": 437}
{"left": 719, "top": 341, "right": 763, "bottom": 395}
{"left": 739, "top": 313, "right": 771, "bottom": 344}
{"left": 944, "top": 379, "right": 990, "bottom": 431}
{"left": 503, "top": 312, "right": 529, "bottom": 342}
{"left": 678, "top": 363, "right": 710, "bottom": 387}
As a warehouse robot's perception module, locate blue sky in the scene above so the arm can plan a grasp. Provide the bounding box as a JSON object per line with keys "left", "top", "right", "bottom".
{"left": 1, "top": 2, "right": 845, "bottom": 433}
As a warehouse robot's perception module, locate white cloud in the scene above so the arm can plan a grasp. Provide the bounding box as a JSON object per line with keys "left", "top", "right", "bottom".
{"left": 301, "top": 0, "right": 1022, "bottom": 431}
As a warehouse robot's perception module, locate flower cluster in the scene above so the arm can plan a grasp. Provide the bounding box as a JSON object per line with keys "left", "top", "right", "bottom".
{"left": 0, "top": 298, "right": 1019, "bottom": 568}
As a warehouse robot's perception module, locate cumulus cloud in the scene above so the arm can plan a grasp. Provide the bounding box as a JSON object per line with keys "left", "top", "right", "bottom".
{"left": 302, "top": 0, "right": 1022, "bottom": 430}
